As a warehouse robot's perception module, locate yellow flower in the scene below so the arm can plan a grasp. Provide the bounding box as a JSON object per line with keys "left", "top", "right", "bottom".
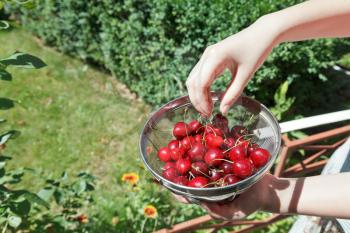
{"left": 111, "top": 216, "right": 119, "bottom": 225}
{"left": 143, "top": 205, "right": 158, "bottom": 219}
{"left": 121, "top": 172, "right": 139, "bottom": 185}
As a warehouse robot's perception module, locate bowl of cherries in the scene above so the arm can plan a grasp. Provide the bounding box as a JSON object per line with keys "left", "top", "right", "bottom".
{"left": 140, "top": 92, "right": 281, "bottom": 202}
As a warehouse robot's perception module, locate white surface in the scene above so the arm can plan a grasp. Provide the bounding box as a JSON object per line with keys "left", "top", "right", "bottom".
{"left": 279, "top": 110, "right": 350, "bottom": 133}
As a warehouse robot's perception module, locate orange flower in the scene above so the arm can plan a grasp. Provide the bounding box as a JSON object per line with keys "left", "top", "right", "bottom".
{"left": 77, "top": 214, "right": 89, "bottom": 224}
{"left": 143, "top": 205, "right": 158, "bottom": 219}
{"left": 121, "top": 172, "right": 139, "bottom": 185}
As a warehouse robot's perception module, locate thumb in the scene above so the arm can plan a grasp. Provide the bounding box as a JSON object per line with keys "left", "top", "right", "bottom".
{"left": 220, "top": 68, "right": 251, "bottom": 115}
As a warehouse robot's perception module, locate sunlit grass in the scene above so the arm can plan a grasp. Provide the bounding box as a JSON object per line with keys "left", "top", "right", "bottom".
{"left": 0, "top": 28, "right": 152, "bottom": 222}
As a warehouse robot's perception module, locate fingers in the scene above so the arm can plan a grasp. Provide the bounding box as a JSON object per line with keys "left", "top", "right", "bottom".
{"left": 200, "top": 202, "right": 234, "bottom": 220}
{"left": 186, "top": 46, "right": 226, "bottom": 116}
{"left": 220, "top": 67, "right": 251, "bottom": 115}
{"left": 172, "top": 193, "right": 190, "bottom": 204}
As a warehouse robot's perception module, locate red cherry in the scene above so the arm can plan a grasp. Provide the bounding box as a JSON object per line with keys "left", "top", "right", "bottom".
{"left": 194, "top": 134, "right": 203, "bottom": 143}
{"left": 176, "top": 158, "right": 192, "bottom": 175}
{"left": 163, "top": 162, "right": 176, "bottom": 170}
{"left": 247, "top": 143, "right": 259, "bottom": 155}
{"left": 162, "top": 167, "right": 178, "bottom": 181}
{"left": 223, "top": 174, "right": 241, "bottom": 185}
{"left": 188, "top": 177, "right": 209, "bottom": 188}
{"left": 188, "top": 142, "right": 206, "bottom": 162}
{"left": 213, "top": 113, "right": 228, "bottom": 127}
{"left": 204, "top": 148, "right": 224, "bottom": 166}
{"left": 204, "top": 124, "right": 224, "bottom": 137}
{"left": 205, "top": 133, "right": 224, "bottom": 148}
{"left": 250, "top": 148, "right": 270, "bottom": 168}
{"left": 219, "top": 162, "right": 233, "bottom": 174}
{"left": 191, "top": 161, "right": 209, "bottom": 176}
{"left": 212, "top": 113, "right": 230, "bottom": 135}
{"left": 224, "top": 138, "right": 235, "bottom": 148}
{"left": 237, "top": 138, "right": 250, "bottom": 151}
{"left": 174, "top": 176, "right": 189, "bottom": 186}
{"left": 210, "top": 170, "right": 223, "bottom": 182}
{"left": 168, "top": 140, "right": 180, "bottom": 150}
{"left": 157, "top": 147, "right": 172, "bottom": 162}
{"left": 232, "top": 159, "right": 253, "bottom": 178}
{"left": 231, "top": 125, "right": 248, "bottom": 139}
{"left": 188, "top": 120, "right": 203, "bottom": 134}
{"left": 181, "top": 136, "right": 194, "bottom": 151}
{"left": 228, "top": 145, "right": 246, "bottom": 162}
{"left": 173, "top": 122, "right": 189, "bottom": 139}
{"left": 170, "top": 147, "right": 186, "bottom": 161}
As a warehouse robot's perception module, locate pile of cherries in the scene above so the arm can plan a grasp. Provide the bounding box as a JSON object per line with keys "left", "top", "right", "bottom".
{"left": 157, "top": 113, "right": 270, "bottom": 188}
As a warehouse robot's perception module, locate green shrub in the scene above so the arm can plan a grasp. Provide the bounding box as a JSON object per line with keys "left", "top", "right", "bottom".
{"left": 17, "top": 0, "right": 350, "bottom": 117}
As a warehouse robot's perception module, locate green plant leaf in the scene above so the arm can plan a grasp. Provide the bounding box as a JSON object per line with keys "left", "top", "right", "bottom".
{"left": 289, "top": 130, "right": 308, "bottom": 139}
{"left": 0, "top": 69, "right": 12, "bottom": 81}
{"left": 0, "top": 130, "right": 20, "bottom": 145}
{"left": 0, "top": 21, "right": 9, "bottom": 30}
{"left": 53, "top": 190, "right": 63, "bottom": 205}
{"left": 10, "top": 199, "right": 31, "bottom": 216}
{"left": 23, "top": 192, "right": 49, "bottom": 209}
{"left": 8, "top": 215, "right": 22, "bottom": 228}
{"left": 73, "top": 180, "right": 87, "bottom": 194}
{"left": 60, "top": 171, "right": 68, "bottom": 181}
{"left": 0, "top": 98, "right": 14, "bottom": 110}
{"left": 37, "top": 187, "right": 55, "bottom": 202}
{"left": 0, "top": 52, "right": 47, "bottom": 69}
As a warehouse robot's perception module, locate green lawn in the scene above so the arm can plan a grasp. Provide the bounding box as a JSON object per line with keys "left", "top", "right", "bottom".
{"left": 1, "top": 28, "right": 150, "bottom": 177}
{"left": 0, "top": 28, "right": 161, "bottom": 229}
{"left": 0, "top": 28, "right": 299, "bottom": 233}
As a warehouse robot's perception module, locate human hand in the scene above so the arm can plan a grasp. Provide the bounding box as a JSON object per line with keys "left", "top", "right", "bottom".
{"left": 186, "top": 16, "right": 280, "bottom": 116}
{"left": 197, "top": 174, "right": 292, "bottom": 220}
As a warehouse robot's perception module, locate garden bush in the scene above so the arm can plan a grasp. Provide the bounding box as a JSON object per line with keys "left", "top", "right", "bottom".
{"left": 16, "top": 0, "right": 350, "bottom": 118}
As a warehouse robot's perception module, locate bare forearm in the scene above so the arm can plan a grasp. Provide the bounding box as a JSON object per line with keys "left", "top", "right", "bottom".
{"left": 264, "top": 173, "right": 350, "bottom": 218}
{"left": 260, "top": 0, "right": 350, "bottom": 45}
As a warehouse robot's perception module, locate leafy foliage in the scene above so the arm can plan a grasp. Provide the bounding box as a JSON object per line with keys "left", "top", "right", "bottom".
{"left": 0, "top": 28, "right": 48, "bottom": 230}
{"left": 16, "top": 0, "right": 350, "bottom": 118}
{"left": 0, "top": 152, "right": 48, "bottom": 231}
{"left": 25, "top": 172, "right": 96, "bottom": 232}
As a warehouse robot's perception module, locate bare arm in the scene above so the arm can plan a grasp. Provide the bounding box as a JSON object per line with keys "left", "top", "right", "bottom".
{"left": 268, "top": 172, "right": 350, "bottom": 218}
{"left": 186, "top": 0, "right": 350, "bottom": 116}
{"left": 201, "top": 173, "right": 350, "bottom": 220}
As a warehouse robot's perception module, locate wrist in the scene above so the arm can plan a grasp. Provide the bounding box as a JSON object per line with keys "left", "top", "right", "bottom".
{"left": 253, "top": 12, "right": 288, "bottom": 47}
{"left": 259, "top": 175, "right": 297, "bottom": 214}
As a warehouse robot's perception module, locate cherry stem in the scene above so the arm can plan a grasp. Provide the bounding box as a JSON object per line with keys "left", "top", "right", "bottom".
{"left": 191, "top": 165, "right": 210, "bottom": 178}
{"left": 212, "top": 158, "right": 233, "bottom": 164}
{"left": 234, "top": 133, "right": 255, "bottom": 146}
{"left": 211, "top": 169, "right": 224, "bottom": 173}
{"left": 223, "top": 144, "right": 239, "bottom": 154}
{"left": 202, "top": 181, "right": 218, "bottom": 188}
{"left": 188, "top": 171, "right": 195, "bottom": 179}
